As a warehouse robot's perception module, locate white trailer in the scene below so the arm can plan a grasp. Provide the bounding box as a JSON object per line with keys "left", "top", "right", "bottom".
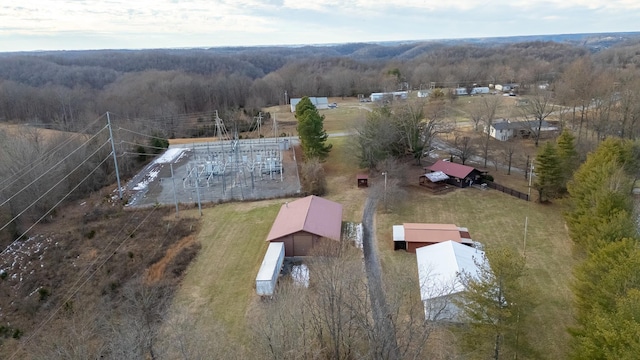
{"left": 256, "top": 242, "right": 285, "bottom": 296}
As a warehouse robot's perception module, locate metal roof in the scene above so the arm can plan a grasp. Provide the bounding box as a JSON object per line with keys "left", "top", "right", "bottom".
{"left": 416, "top": 241, "right": 485, "bottom": 301}
{"left": 266, "top": 195, "right": 343, "bottom": 241}
{"left": 393, "top": 225, "right": 405, "bottom": 242}
{"left": 403, "top": 223, "right": 462, "bottom": 243}
{"left": 427, "top": 160, "right": 476, "bottom": 179}
{"left": 492, "top": 119, "right": 554, "bottom": 131}
{"left": 424, "top": 171, "right": 449, "bottom": 182}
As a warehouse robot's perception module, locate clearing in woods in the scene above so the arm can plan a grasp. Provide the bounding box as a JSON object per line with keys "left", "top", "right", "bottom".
{"left": 170, "top": 97, "right": 574, "bottom": 357}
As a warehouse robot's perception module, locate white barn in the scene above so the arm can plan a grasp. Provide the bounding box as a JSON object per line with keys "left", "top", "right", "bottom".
{"left": 290, "top": 97, "right": 329, "bottom": 112}
{"left": 416, "top": 240, "right": 485, "bottom": 321}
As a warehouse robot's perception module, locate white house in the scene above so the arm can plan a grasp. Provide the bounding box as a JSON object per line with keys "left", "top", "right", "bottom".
{"left": 370, "top": 91, "right": 408, "bottom": 102}
{"left": 416, "top": 240, "right": 485, "bottom": 321}
{"left": 290, "top": 97, "right": 329, "bottom": 112}
{"left": 487, "top": 119, "right": 558, "bottom": 141}
{"left": 495, "top": 83, "right": 519, "bottom": 92}
{"left": 453, "top": 87, "right": 490, "bottom": 96}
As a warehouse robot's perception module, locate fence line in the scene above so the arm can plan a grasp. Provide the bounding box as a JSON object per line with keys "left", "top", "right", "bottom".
{"left": 485, "top": 181, "right": 530, "bottom": 201}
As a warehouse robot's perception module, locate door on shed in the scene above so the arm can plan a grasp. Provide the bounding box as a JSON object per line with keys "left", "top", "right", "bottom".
{"left": 294, "top": 233, "right": 313, "bottom": 256}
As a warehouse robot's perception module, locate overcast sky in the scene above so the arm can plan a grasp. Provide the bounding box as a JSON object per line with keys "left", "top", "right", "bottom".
{"left": 1, "top": 0, "right": 639, "bottom": 52}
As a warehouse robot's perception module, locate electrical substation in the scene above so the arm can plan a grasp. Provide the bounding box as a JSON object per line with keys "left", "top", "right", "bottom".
{"left": 124, "top": 111, "right": 301, "bottom": 207}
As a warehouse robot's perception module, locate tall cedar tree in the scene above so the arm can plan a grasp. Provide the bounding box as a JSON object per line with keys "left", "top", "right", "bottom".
{"left": 570, "top": 240, "right": 640, "bottom": 359}
{"left": 295, "top": 97, "right": 332, "bottom": 160}
{"left": 565, "top": 138, "right": 638, "bottom": 252}
{"left": 455, "top": 247, "right": 535, "bottom": 360}
{"left": 555, "top": 129, "right": 578, "bottom": 193}
{"left": 565, "top": 138, "right": 640, "bottom": 359}
{"left": 534, "top": 142, "right": 562, "bottom": 202}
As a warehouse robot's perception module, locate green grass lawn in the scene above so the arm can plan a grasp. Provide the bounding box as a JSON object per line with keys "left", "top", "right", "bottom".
{"left": 321, "top": 105, "right": 369, "bottom": 133}
{"left": 171, "top": 109, "right": 574, "bottom": 359}
{"left": 173, "top": 200, "right": 283, "bottom": 344}
{"left": 376, "top": 188, "right": 574, "bottom": 359}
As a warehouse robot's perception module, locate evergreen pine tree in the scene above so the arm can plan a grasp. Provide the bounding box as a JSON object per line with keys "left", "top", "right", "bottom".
{"left": 555, "top": 129, "right": 578, "bottom": 193}
{"left": 455, "top": 247, "right": 535, "bottom": 360}
{"left": 295, "top": 97, "right": 332, "bottom": 160}
{"left": 534, "top": 142, "right": 562, "bottom": 202}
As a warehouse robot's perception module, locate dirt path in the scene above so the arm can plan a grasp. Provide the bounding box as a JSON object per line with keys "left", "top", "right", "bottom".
{"left": 361, "top": 194, "right": 400, "bottom": 359}
{"left": 146, "top": 234, "right": 196, "bottom": 283}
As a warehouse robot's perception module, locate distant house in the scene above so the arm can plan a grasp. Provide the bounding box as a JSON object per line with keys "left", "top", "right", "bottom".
{"left": 266, "top": 195, "right": 343, "bottom": 256}
{"left": 392, "top": 223, "right": 474, "bottom": 252}
{"left": 495, "top": 83, "right": 519, "bottom": 92}
{"left": 416, "top": 240, "right": 485, "bottom": 321}
{"left": 290, "top": 97, "right": 329, "bottom": 112}
{"left": 487, "top": 119, "right": 558, "bottom": 141}
{"left": 453, "top": 87, "right": 490, "bottom": 96}
{"left": 426, "top": 160, "right": 484, "bottom": 188}
{"left": 417, "top": 90, "right": 431, "bottom": 98}
{"left": 370, "top": 91, "right": 408, "bottom": 102}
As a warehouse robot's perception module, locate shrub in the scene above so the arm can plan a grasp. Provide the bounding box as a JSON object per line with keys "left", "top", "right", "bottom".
{"left": 38, "top": 287, "right": 50, "bottom": 301}
{"left": 481, "top": 174, "right": 494, "bottom": 182}
{"left": 300, "top": 158, "right": 327, "bottom": 196}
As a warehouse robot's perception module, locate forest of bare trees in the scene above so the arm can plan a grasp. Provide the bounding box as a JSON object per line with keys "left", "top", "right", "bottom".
{"left": 2, "top": 34, "right": 640, "bottom": 359}
{"left": 0, "top": 38, "right": 633, "bottom": 133}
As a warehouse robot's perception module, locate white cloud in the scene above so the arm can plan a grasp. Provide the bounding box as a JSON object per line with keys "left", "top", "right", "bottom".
{"left": 0, "top": 0, "right": 639, "bottom": 51}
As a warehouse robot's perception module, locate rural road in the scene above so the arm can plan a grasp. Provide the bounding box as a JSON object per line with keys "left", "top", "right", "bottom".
{"left": 361, "top": 192, "right": 400, "bottom": 359}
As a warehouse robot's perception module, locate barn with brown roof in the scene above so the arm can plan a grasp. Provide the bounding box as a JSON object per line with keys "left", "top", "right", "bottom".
{"left": 266, "top": 195, "right": 343, "bottom": 257}
{"left": 426, "top": 160, "right": 484, "bottom": 188}
{"left": 393, "top": 223, "right": 474, "bottom": 252}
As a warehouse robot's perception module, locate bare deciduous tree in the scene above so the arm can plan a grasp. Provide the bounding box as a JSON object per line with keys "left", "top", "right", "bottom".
{"left": 481, "top": 96, "right": 501, "bottom": 168}
{"left": 520, "top": 89, "right": 555, "bottom": 147}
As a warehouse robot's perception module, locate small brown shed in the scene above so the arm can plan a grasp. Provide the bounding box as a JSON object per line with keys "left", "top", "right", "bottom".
{"left": 266, "top": 196, "right": 343, "bottom": 257}
{"left": 392, "top": 223, "right": 474, "bottom": 253}
{"left": 357, "top": 174, "right": 369, "bottom": 187}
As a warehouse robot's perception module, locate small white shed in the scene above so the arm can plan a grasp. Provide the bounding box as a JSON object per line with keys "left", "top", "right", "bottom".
{"left": 256, "top": 242, "right": 285, "bottom": 296}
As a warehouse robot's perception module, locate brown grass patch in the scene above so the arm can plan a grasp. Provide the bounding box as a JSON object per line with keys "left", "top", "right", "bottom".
{"left": 146, "top": 234, "right": 196, "bottom": 284}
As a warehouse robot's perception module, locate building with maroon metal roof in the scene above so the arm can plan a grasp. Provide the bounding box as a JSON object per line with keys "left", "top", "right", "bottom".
{"left": 393, "top": 223, "right": 474, "bottom": 252}
{"left": 266, "top": 195, "right": 343, "bottom": 256}
{"left": 426, "top": 160, "right": 484, "bottom": 188}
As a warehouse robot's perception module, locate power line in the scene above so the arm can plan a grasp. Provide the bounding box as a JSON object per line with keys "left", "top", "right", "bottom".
{"left": 118, "top": 127, "right": 169, "bottom": 140}
{"left": 8, "top": 205, "right": 161, "bottom": 360}
{"left": 0, "top": 140, "right": 111, "bottom": 241}
{"left": 0, "top": 114, "right": 107, "bottom": 194}
{"left": 0, "top": 125, "right": 109, "bottom": 209}
{"left": 118, "top": 140, "right": 168, "bottom": 152}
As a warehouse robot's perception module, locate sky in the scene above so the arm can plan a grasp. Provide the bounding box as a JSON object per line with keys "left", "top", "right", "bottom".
{"left": 1, "top": 0, "right": 639, "bottom": 52}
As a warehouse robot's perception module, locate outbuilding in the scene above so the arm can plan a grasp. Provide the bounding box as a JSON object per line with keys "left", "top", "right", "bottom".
{"left": 266, "top": 195, "right": 343, "bottom": 257}
{"left": 426, "top": 160, "right": 484, "bottom": 188}
{"left": 290, "top": 97, "right": 329, "bottom": 112}
{"left": 392, "top": 223, "right": 474, "bottom": 252}
{"left": 416, "top": 240, "right": 485, "bottom": 321}
{"left": 356, "top": 173, "right": 369, "bottom": 188}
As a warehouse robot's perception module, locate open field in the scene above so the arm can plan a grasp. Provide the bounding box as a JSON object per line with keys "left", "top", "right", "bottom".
{"left": 172, "top": 200, "right": 283, "bottom": 346}
{"left": 376, "top": 188, "right": 574, "bottom": 359}
{"left": 264, "top": 97, "right": 370, "bottom": 135}
{"left": 167, "top": 96, "right": 574, "bottom": 358}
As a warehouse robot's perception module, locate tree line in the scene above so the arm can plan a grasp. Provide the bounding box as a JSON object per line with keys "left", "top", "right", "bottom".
{"left": 3, "top": 38, "right": 639, "bottom": 139}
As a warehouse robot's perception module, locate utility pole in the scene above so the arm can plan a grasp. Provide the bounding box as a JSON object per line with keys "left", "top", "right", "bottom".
{"left": 170, "top": 163, "right": 179, "bottom": 215}
{"left": 106, "top": 112, "right": 123, "bottom": 200}
{"left": 382, "top": 172, "right": 387, "bottom": 210}
{"left": 527, "top": 159, "right": 534, "bottom": 201}
{"left": 195, "top": 181, "right": 202, "bottom": 216}
{"left": 256, "top": 112, "right": 263, "bottom": 142}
